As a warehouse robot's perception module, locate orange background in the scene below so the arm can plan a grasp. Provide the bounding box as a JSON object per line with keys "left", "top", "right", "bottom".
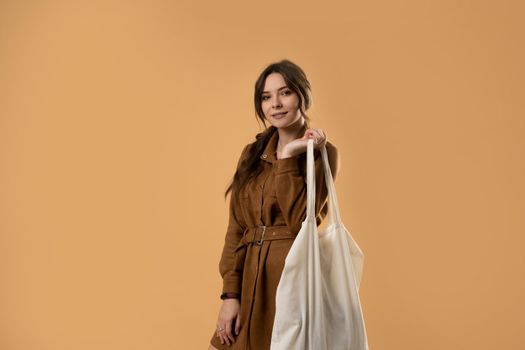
{"left": 1, "top": 1, "right": 524, "bottom": 349}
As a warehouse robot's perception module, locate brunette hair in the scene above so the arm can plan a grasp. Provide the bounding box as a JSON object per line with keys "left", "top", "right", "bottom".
{"left": 224, "top": 59, "right": 313, "bottom": 199}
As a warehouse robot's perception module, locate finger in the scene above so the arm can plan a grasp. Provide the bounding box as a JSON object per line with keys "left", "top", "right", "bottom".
{"left": 226, "top": 321, "right": 235, "bottom": 343}
{"left": 320, "top": 130, "right": 327, "bottom": 141}
{"left": 217, "top": 325, "right": 225, "bottom": 344}
{"left": 314, "top": 129, "right": 326, "bottom": 144}
{"left": 306, "top": 130, "right": 316, "bottom": 140}
{"left": 235, "top": 314, "right": 241, "bottom": 335}
{"left": 311, "top": 131, "right": 319, "bottom": 143}
{"left": 220, "top": 323, "right": 230, "bottom": 346}
{"left": 221, "top": 331, "right": 229, "bottom": 346}
{"left": 305, "top": 129, "right": 321, "bottom": 144}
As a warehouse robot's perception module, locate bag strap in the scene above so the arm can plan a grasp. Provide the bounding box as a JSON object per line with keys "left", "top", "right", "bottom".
{"left": 320, "top": 143, "right": 342, "bottom": 225}
{"left": 306, "top": 138, "right": 316, "bottom": 220}
{"left": 306, "top": 138, "right": 342, "bottom": 226}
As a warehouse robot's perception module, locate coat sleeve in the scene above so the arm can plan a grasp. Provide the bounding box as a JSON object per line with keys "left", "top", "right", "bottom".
{"left": 273, "top": 142, "right": 339, "bottom": 234}
{"left": 218, "top": 144, "right": 249, "bottom": 295}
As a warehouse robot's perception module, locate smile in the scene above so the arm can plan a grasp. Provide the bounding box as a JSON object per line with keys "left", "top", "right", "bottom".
{"left": 272, "top": 111, "right": 288, "bottom": 119}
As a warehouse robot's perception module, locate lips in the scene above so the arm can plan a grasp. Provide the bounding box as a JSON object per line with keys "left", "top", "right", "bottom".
{"left": 272, "top": 111, "right": 288, "bottom": 118}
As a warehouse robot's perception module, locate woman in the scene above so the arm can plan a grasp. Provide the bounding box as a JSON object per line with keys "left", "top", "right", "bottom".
{"left": 209, "top": 59, "right": 339, "bottom": 350}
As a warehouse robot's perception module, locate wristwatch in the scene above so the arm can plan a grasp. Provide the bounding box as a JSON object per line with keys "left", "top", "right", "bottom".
{"left": 220, "top": 292, "right": 241, "bottom": 300}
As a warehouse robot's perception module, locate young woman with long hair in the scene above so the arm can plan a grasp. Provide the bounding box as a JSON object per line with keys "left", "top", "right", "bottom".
{"left": 209, "top": 59, "right": 339, "bottom": 350}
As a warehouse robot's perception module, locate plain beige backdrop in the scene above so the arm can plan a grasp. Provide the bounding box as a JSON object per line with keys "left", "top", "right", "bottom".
{"left": 1, "top": 0, "right": 524, "bottom": 349}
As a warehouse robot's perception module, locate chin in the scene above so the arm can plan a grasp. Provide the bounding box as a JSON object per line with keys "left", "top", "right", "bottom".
{"left": 276, "top": 117, "right": 301, "bottom": 128}
{"left": 271, "top": 120, "right": 292, "bottom": 128}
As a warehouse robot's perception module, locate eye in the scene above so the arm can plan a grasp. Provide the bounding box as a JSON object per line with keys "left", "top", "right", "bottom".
{"left": 282, "top": 90, "right": 292, "bottom": 95}
{"left": 262, "top": 95, "right": 269, "bottom": 100}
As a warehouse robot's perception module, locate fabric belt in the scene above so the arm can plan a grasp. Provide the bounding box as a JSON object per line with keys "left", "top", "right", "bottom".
{"left": 240, "top": 224, "right": 296, "bottom": 246}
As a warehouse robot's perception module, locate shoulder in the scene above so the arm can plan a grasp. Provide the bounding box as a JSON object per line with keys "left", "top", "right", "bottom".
{"left": 319, "top": 140, "right": 338, "bottom": 162}
{"left": 235, "top": 142, "right": 255, "bottom": 169}
{"left": 325, "top": 140, "right": 338, "bottom": 155}
{"left": 240, "top": 142, "right": 254, "bottom": 160}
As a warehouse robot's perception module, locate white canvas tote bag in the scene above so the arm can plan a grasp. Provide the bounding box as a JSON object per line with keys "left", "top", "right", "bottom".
{"left": 270, "top": 138, "right": 369, "bottom": 350}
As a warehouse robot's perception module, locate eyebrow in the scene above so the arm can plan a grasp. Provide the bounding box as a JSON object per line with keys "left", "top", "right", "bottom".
{"left": 262, "top": 86, "right": 288, "bottom": 94}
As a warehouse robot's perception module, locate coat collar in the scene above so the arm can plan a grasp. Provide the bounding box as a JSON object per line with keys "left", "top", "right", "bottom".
{"left": 260, "top": 129, "right": 279, "bottom": 163}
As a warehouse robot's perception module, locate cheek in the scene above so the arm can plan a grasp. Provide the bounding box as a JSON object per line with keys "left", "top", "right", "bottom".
{"left": 285, "top": 96, "right": 299, "bottom": 108}
{"left": 261, "top": 102, "right": 271, "bottom": 113}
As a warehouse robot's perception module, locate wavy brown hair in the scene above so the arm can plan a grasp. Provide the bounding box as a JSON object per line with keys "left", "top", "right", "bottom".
{"left": 224, "top": 59, "right": 313, "bottom": 199}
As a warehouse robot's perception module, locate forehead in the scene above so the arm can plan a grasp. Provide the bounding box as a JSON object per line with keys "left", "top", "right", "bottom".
{"left": 263, "top": 72, "right": 287, "bottom": 92}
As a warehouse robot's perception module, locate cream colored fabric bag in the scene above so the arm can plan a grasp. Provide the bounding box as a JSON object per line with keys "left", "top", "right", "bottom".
{"left": 270, "top": 138, "right": 369, "bottom": 350}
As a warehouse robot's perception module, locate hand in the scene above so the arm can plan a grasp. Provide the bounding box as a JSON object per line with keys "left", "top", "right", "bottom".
{"left": 281, "top": 128, "right": 327, "bottom": 158}
{"left": 215, "top": 298, "right": 241, "bottom": 346}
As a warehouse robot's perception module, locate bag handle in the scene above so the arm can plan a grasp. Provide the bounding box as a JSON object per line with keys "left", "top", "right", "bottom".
{"left": 306, "top": 138, "right": 316, "bottom": 220}
{"left": 305, "top": 137, "right": 341, "bottom": 226}
{"left": 320, "top": 143, "right": 342, "bottom": 226}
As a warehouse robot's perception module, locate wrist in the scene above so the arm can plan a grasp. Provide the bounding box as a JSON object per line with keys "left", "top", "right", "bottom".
{"left": 280, "top": 147, "right": 299, "bottom": 159}
{"left": 281, "top": 143, "right": 307, "bottom": 159}
{"left": 220, "top": 292, "right": 241, "bottom": 300}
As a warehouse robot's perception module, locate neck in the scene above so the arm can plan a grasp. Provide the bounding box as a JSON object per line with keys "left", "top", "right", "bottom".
{"left": 276, "top": 117, "right": 307, "bottom": 151}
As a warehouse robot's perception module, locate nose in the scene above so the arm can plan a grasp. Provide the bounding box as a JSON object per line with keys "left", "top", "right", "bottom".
{"left": 272, "top": 95, "right": 282, "bottom": 108}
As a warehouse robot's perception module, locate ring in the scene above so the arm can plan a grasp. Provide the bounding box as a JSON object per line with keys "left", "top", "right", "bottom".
{"left": 217, "top": 326, "right": 224, "bottom": 331}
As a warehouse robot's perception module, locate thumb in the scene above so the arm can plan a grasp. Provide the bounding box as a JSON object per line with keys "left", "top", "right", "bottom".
{"left": 235, "top": 313, "right": 241, "bottom": 335}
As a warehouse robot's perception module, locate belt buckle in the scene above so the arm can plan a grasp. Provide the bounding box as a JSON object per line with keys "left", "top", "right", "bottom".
{"left": 255, "top": 224, "right": 266, "bottom": 246}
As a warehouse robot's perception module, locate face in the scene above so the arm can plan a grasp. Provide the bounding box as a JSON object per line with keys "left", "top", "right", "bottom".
{"left": 261, "top": 72, "right": 302, "bottom": 128}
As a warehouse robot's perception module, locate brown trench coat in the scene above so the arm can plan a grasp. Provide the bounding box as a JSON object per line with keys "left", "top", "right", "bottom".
{"left": 210, "top": 128, "right": 339, "bottom": 350}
